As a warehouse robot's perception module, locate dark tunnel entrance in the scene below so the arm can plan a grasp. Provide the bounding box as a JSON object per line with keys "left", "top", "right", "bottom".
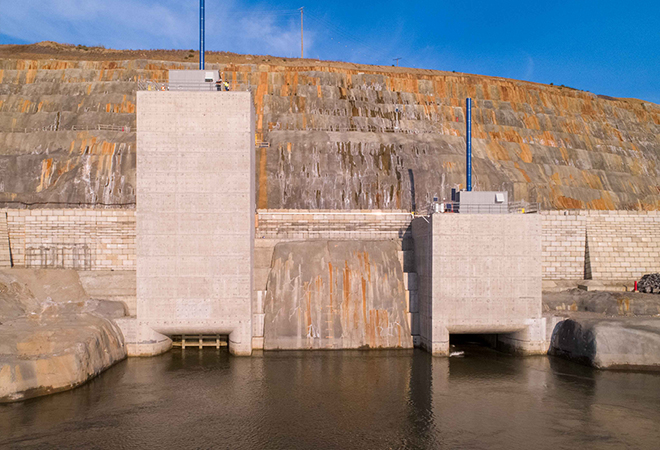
{"left": 449, "top": 334, "right": 500, "bottom": 352}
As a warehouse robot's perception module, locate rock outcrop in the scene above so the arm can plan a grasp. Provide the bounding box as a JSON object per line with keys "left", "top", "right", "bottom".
{"left": 544, "top": 290, "right": 660, "bottom": 369}
{"left": 549, "top": 317, "right": 660, "bottom": 370}
{"left": 0, "top": 268, "right": 126, "bottom": 402}
{"left": 1, "top": 42, "right": 659, "bottom": 210}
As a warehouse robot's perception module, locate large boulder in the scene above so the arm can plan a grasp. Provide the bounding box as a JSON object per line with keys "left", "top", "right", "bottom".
{"left": 0, "top": 269, "right": 127, "bottom": 403}
{"left": 549, "top": 317, "right": 660, "bottom": 369}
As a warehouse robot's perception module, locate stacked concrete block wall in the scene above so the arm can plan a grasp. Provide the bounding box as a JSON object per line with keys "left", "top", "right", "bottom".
{"left": 135, "top": 91, "right": 254, "bottom": 356}
{"left": 3, "top": 208, "right": 135, "bottom": 270}
{"left": 256, "top": 210, "right": 414, "bottom": 240}
{"left": 0, "top": 212, "right": 10, "bottom": 267}
{"left": 412, "top": 214, "right": 544, "bottom": 356}
{"left": 541, "top": 211, "right": 587, "bottom": 280}
{"left": 541, "top": 211, "right": 660, "bottom": 281}
{"left": 587, "top": 211, "right": 660, "bottom": 280}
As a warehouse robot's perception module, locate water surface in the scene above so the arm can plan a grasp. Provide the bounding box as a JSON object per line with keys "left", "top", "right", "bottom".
{"left": 2, "top": 347, "right": 659, "bottom": 449}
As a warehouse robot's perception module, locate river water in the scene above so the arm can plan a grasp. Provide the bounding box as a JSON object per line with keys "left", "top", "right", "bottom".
{"left": 1, "top": 347, "right": 659, "bottom": 449}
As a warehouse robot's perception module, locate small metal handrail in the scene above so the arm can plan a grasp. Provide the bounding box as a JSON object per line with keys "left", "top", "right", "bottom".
{"left": 1, "top": 124, "right": 132, "bottom": 133}
{"left": 423, "top": 201, "right": 540, "bottom": 215}
{"left": 137, "top": 80, "right": 240, "bottom": 92}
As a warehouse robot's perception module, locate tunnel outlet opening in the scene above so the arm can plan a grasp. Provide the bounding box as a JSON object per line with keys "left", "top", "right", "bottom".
{"left": 449, "top": 334, "right": 499, "bottom": 350}
{"left": 171, "top": 334, "right": 229, "bottom": 350}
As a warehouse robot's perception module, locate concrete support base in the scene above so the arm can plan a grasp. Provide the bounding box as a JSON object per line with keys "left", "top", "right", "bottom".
{"left": 115, "top": 318, "right": 172, "bottom": 357}
{"left": 420, "top": 325, "right": 450, "bottom": 356}
{"left": 252, "top": 337, "right": 264, "bottom": 350}
{"left": 496, "top": 318, "right": 548, "bottom": 355}
{"left": 229, "top": 326, "right": 252, "bottom": 356}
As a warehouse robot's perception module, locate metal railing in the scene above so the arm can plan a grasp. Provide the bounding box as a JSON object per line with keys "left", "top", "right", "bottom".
{"left": 1, "top": 124, "right": 132, "bottom": 133}
{"left": 424, "top": 201, "right": 539, "bottom": 215}
{"left": 25, "top": 244, "right": 92, "bottom": 270}
{"left": 72, "top": 124, "right": 132, "bottom": 132}
{"left": 137, "top": 80, "right": 238, "bottom": 92}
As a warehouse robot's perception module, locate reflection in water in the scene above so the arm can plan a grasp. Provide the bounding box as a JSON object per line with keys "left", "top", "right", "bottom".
{"left": 1, "top": 346, "right": 659, "bottom": 449}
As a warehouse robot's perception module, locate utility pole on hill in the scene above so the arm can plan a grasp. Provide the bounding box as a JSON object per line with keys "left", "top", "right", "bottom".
{"left": 300, "top": 7, "right": 304, "bottom": 59}
{"left": 393, "top": 57, "right": 402, "bottom": 67}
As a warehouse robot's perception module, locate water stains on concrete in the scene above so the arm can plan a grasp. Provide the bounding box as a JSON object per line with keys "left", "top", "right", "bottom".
{"left": 263, "top": 240, "right": 412, "bottom": 350}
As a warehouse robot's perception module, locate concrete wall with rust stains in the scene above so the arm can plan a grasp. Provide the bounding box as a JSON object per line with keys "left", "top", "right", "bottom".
{"left": 1, "top": 56, "right": 659, "bottom": 210}
{"left": 263, "top": 240, "right": 412, "bottom": 350}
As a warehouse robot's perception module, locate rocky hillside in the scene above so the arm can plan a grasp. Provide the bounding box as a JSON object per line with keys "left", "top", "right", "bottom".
{"left": 1, "top": 42, "right": 659, "bottom": 210}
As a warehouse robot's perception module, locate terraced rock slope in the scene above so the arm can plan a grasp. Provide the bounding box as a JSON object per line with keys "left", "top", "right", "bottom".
{"left": 1, "top": 42, "right": 659, "bottom": 210}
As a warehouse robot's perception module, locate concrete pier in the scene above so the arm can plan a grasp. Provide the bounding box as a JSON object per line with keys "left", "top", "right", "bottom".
{"left": 412, "top": 213, "right": 545, "bottom": 356}
{"left": 131, "top": 91, "right": 254, "bottom": 356}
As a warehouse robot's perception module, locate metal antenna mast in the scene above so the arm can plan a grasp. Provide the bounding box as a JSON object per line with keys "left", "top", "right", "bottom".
{"left": 300, "top": 7, "right": 304, "bottom": 58}
{"left": 199, "top": 0, "right": 205, "bottom": 70}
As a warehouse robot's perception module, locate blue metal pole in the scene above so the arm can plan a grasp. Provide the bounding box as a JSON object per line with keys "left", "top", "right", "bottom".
{"left": 466, "top": 97, "right": 472, "bottom": 191}
{"left": 199, "top": 0, "right": 205, "bottom": 70}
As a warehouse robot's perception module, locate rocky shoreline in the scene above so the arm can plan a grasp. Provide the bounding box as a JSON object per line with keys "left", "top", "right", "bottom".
{"left": 0, "top": 269, "right": 127, "bottom": 403}
{"left": 544, "top": 289, "right": 660, "bottom": 370}
{"left": 3, "top": 268, "right": 660, "bottom": 403}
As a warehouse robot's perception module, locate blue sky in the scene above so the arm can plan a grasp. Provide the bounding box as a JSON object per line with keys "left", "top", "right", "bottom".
{"left": 1, "top": 1, "right": 658, "bottom": 103}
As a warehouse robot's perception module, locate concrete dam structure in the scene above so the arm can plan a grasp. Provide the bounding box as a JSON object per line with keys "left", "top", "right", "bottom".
{"left": 1, "top": 43, "right": 659, "bottom": 375}
{"left": 122, "top": 77, "right": 545, "bottom": 356}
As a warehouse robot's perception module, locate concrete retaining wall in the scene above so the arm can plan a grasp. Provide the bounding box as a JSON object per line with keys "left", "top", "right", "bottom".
{"left": 3, "top": 208, "right": 134, "bottom": 270}
{"left": 541, "top": 211, "right": 660, "bottom": 281}
{"left": 2, "top": 208, "right": 659, "bottom": 284}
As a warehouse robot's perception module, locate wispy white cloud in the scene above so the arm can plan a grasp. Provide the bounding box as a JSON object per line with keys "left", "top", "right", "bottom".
{"left": 0, "top": 0, "right": 312, "bottom": 56}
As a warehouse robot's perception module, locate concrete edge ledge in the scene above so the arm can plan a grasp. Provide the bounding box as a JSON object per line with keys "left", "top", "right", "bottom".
{"left": 115, "top": 317, "right": 172, "bottom": 357}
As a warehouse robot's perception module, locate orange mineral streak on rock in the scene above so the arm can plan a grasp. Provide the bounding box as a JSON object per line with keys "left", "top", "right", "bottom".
{"left": 486, "top": 141, "right": 511, "bottom": 161}
{"left": 257, "top": 147, "right": 268, "bottom": 209}
{"left": 554, "top": 193, "right": 584, "bottom": 209}
{"left": 518, "top": 143, "right": 533, "bottom": 163}
{"left": 19, "top": 99, "right": 31, "bottom": 113}
{"left": 514, "top": 162, "right": 532, "bottom": 182}
{"left": 25, "top": 69, "right": 37, "bottom": 84}
{"left": 589, "top": 191, "right": 616, "bottom": 210}
{"left": 36, "top": 158, "right": 54, "bottom": 193}
{"left": 581, "top": 171, "right": 604, "bottom": 190}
